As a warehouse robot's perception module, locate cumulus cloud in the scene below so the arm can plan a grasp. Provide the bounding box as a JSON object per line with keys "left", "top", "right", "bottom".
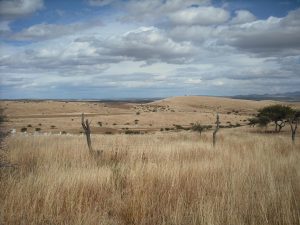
{"left": 76, "top": 26, "right": 196, "bottom": 64}
{"left": 224, "top": 9, "right": 300, "bottom": 55}
{"left": 9, "top": 21, "right": 103, "bottom": 41}
{"left": 108, "top": 27, "right": 195, "bottom": 64}
{"left": 1, "top": 1, "right": 300, "bottom": 98}
{"left": 230, "top": 10, "right": 256, "bottom": 24}
{"left": 169, "top": 6, "right": 230, "bottom": 25}
{"left": 122, "top": 0, "right": 210, "bottom": 22}
{"left": 0, "top": 0, "right": 44, "bottom": 20}
{"left": 168, "top": 8, "right": 300, "bottom": 56}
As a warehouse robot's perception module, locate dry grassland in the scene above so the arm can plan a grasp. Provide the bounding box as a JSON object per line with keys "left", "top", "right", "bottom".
{"left": 2, "top": 96, "right": 300, "bottom": 134}
{"left": 1, "top": 129, "right": 300, "bottom": 225}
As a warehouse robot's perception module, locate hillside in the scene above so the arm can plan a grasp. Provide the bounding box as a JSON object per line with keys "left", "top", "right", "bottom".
{"left": 1, "top": 96, "right": 299, "bottom": 135}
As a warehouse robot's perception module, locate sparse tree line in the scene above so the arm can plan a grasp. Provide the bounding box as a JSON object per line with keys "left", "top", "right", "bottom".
{"left": 81, "top": 104, "right": 299, "bottom": 159}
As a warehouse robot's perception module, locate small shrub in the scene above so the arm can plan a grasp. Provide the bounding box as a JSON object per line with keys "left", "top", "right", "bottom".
{"left": 174, "top": 124, "right": 184, "bottom": 130}
{"left": 134, "top": 119, "right": 139, "bottom": 125}
{"left": 38, "top": 123, "right": 42, "bottom": 126}
{"left": 160, "top": 128, "right": 164, "bottom": 131}
{"left": 61, "top": 131, "right": 67, "bottom": 134}
{"left": 35, "top": 128, "right": 41, "bottom": 132}
{"left": 20, "top": 127, "right": 27, "bottom": 132}
{"left": 136, "top": 112, "right": 140, "bottom": 115}
{"left": 50, "top": 125, "right": 56, "bottom": 129}
{"left": 105, "top": 131, "right": 113, "bottom": 134}
{"left": 27, "top": 124, "right": 32, "bottom": 127}
{"left": 98, "top": 122, "right": 102, "bottom": 127}
{"left": 125, "top": 130, "right": 141, "bottom": 135}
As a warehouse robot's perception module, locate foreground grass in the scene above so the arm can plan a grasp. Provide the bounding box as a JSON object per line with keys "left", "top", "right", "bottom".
{"left": 0, "top": 130, "right": 300, "bottom": 225}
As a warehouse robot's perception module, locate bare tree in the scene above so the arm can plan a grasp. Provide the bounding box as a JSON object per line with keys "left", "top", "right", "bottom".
{"left": 288, "top": 111, "right": 299, "bottom": 144}
{"left": 81, "top": 113, "right": 103, "bottom": 159}
{"left": 213, "top": 114, "right": 220, "bottom": 147}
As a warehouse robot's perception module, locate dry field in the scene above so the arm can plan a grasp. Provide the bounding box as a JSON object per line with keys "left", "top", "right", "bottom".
{"left": 0, "top": 129, "right": 300, "bottom": 225}
{"left": 0, "top": 96, "right": 300, "bottom": 225}
{"left": 1, "top": 96, "right": 300, "bottom": 134}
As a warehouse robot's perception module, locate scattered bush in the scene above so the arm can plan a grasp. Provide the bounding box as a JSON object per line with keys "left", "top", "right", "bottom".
{"left": 35, "top": 128, "right": 41, "bottom": 132}
{"left": 20, "top": 127, "right": 27, "bottom": 132}
{"left": 125, "top": 130, "right": 141, "bottom": 135}
{"left": 174, "top": 124, "right": 184, "bottom": 130}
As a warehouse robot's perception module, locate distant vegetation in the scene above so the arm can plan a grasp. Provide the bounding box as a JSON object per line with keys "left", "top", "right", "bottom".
{"left": 249, "top": 105, "right": 299, "bottom": 143}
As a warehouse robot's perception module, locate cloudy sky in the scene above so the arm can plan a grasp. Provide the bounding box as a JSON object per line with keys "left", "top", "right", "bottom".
{"left": 0, "top": 0, "right": 300, "bottom": 99}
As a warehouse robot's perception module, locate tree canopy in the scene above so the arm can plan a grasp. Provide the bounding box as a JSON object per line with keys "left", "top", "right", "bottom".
{"left": 250, "top": 105, "right": 295, "bottom": 132}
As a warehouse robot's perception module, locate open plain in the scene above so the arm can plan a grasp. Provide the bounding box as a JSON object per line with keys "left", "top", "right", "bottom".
{"left": 0, "top": 96, "right": 300, "bottom": 225}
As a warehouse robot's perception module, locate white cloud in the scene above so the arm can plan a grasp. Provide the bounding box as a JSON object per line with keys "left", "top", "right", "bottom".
{"left": 224, "top": 9, "right": 300, "bottom": 54}
{"left": 122, "top": 0, "right": 210, "bottom": 22}
{"left": 230, "top": 10, "right": 256, "bottom": 24}
{"left": 9, "top": 21, "right": 103, "bottom": 41}
{"left": 0, "top": 0, "right": 44, "bottom": 20}
{"left": 168, "top": 8, "right": 300, "bottom": 56}
{"left": 1, "top": 2, "right": 300, "bottom": 98}
{"left": 169, "top": 6, "right": 230, "bottom": 25}
{"left": 88, "top": 0, "right": 115, "bottom": 7}
{"left": 95, "top": 26, "right": 196, "bottom": 64}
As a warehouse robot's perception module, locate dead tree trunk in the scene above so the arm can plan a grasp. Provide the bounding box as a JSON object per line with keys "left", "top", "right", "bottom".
{"left": 288, "top": 119, "right": 298, "bottom": 144}
{"left": 81, "top": 113, "right": 93, "bottom": 155}
{"left": 81, "top": 114, "right": 103, "bottom": 161}
{"left": 213, "top": 114, "right": 220, "bottom": 147}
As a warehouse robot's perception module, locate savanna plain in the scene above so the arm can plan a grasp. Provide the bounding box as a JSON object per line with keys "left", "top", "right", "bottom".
{"left": 0, "top": 96, "right": 300, "bottom": 225}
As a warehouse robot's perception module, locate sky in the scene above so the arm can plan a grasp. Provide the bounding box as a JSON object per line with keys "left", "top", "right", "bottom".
{"left": 0, "top": 0, "right": 300, "bottom": 99}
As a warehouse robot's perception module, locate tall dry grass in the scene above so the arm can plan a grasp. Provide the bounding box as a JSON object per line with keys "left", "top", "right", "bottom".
{"left": 0, "top": 130, "right": 299, "bottom": 225}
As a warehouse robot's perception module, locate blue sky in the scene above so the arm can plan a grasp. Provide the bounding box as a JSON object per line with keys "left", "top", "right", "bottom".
{"left": 1, "top": 0, "right": 300, "bottom": 99}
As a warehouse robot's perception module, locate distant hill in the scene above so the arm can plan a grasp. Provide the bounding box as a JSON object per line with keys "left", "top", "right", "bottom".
{"left": 231, "top": 92, "right": 300, "bottom": 102}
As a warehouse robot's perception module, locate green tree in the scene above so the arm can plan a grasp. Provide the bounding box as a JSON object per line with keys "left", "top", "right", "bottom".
{"left": 257, "top": 105, "right": 294, "bottom": 132}
{"left": 192, "top": 123, "right": 211, "bottom": 136}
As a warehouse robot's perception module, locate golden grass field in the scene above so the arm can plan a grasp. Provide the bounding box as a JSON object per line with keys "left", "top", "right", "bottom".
{"left": 1, "top": 96, "right": 300, "bottom": 134}
{"left": 0, "top": 96, "right": 300, "bottom": 225}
